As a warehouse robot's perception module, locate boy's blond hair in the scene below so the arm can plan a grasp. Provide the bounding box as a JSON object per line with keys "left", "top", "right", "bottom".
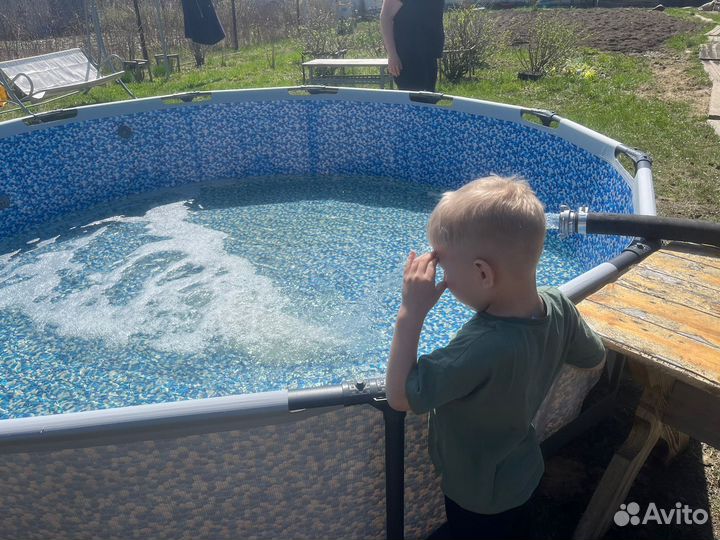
{"left": 427, "top": 175, "right": 546, "bottom": 274}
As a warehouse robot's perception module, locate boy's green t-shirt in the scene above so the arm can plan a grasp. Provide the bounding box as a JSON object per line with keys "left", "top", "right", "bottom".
{"left": 405, "top": 286, "right": 605, "bottom": 515}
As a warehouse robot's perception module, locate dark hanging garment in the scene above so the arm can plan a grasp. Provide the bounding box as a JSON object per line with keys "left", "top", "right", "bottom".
{"left": 182, "top": 0, "right": 226, "bottom": 45}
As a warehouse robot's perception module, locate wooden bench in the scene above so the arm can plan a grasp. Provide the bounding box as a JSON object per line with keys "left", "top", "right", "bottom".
{"left": 573, "top": 241, "right": 720, "bottom": 539}
{"left": 301, "top": 58, "right": 393, "bottom": 89}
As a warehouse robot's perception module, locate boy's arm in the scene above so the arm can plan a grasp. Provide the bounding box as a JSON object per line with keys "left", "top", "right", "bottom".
{"left": 386, "top": 306, "right": 425, "bottom": 411}
{"left": 386, "top": 251, "right": 446, "bottom": 412}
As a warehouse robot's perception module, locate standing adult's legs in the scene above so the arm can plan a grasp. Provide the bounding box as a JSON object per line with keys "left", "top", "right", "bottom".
{"left": 395, "top": 53, "right": 439, "bottom": 92}
{"left": 425, "top": 56, "right": 439, "bottom": 92}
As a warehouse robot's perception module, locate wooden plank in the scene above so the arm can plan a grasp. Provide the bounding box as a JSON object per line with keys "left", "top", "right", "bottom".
{"left": 578, "top": 296, "right": 720, "bottom": 393}
{"left": 710, "top": 81, "right": 720, "bottom": 119}
{"left": 302, "top": 58, "right": 388, "bottom": 67}
{"left": 707, "top": 25, "right": 720, "bottom": 36}
{"left": 665, "top": 250, "right": 720, "bottom": 271}
{"left": 664, "top": 380, "right": 720, "bottom": 449}
{"left": 640, "top": 251, "right": 720, "bottom": 292}
{"left": 709, "top": 118, "right": 720, "bottom": 138}
{"left": 620, "top": 266, "right": 720, "bottom": 316}
{"left": 662, "top": 242, "right": 720, "bottom": 269}
{"left": 588, "top": 283, "right": 720, "bottom": 348}
{"left": 700, "top": 42, "right": 720, "bottom": 60}
{"left": 702, "top": 60, "right": 720, "bottom": 82}
{"left": 703, "top": 59, "right": 720, "bottom": 78}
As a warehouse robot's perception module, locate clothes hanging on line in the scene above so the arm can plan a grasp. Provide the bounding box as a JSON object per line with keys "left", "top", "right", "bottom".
{"left": 182, "top": 0, "right": 226, "bottom": 46}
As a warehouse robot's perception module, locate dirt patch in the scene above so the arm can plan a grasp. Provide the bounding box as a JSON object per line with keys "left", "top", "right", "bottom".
{"left": 656, "top": 196, "right": 720, "bottom": 221}
{"left": 635, "top": 49, "right": 712, "bottom": 116}
{"left": 490, "top": 8, "right": 704, "bottom": 54}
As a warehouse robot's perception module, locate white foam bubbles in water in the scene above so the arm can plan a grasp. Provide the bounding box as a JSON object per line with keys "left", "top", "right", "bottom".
{"left": 545, "top": 212, "right": 560, "bottom": 230}
{"left": 0, "top": 201, "right": 347, "bottom": 361}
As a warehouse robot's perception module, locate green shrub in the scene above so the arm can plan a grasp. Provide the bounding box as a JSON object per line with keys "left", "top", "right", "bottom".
{"left": 152, "top": 64, "right": 168, "bottom": 78}
{"left": 441, "top": 7, "right": 507, "bottom": 82}
{"left": 516, "top": 12, "right": 581, "bottom": 77}
{"left": 298, "top": 0, "right": 346, "bottom": 58}
{"left": 346, "top": 21, "right": 384, "bottom": 57}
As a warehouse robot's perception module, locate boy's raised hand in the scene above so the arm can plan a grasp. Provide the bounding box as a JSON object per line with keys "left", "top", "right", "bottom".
{"left": 401, "top": 251, "right": 447, "bottom": 319}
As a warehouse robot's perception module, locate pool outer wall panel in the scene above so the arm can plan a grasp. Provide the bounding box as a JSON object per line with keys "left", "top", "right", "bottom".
{"left": 0, "top": 404, "right": 396, "bottom": 540}
{"left": 0, "top": 369, "right": 602, "bottom": 540}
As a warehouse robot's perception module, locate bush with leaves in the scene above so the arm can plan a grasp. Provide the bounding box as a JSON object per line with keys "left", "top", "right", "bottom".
{"left": 441, "top": 7, "right": 507, "bottom": 83}
{"left": 298, "top": 0, "right": 347, "bottom": 59}
{"left": 516, "top": 12, "right": 581, "bottom": 77}
{"left": 345, "top": 21, "right": 384, "bottom": 58}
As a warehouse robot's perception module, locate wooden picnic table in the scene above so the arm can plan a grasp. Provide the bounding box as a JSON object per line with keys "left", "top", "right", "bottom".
{"left": 301, "top": 58, "right": 393, "bottom": 89}
{"left": 573, "top": 241, "right": 720, "bottom": 539}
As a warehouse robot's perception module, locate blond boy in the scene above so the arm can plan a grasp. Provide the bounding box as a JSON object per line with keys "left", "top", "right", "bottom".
{"left": 386, "top": 175, "right": 606, "bottom": 540}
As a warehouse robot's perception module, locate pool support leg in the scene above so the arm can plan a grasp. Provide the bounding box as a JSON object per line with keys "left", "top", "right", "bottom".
{"left": 373, "top": 401, "right": 406, "bottom": 540}
{"left": 289, "top": 379, "right": 405, "bottom": 539}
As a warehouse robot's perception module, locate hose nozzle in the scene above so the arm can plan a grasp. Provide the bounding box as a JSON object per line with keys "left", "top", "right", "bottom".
{"left": 558, "top": 204, "right": 589, "bottom": 239}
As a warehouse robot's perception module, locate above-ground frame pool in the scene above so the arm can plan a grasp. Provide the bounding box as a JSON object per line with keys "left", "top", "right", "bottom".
{"left": 0, "top": 87, "right": 655, "bottom": 539}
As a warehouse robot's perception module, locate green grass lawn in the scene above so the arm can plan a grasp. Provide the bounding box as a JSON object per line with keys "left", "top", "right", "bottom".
{"left": 2, "top": 15, "right": 719, "bottom": 221}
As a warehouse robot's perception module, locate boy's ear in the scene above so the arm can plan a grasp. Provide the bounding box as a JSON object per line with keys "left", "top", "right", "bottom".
{"left": 473, "top": 258, "right": 494, "bottom": 288}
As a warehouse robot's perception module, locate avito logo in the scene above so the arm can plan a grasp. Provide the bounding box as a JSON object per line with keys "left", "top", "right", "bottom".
{"left": 614, "top": 502, "right": 709, "bottom": 527}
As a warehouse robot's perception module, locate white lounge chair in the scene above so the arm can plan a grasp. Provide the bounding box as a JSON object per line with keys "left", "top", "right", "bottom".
{"left": 0, "top": 48, "right": 134, "bottom": 115}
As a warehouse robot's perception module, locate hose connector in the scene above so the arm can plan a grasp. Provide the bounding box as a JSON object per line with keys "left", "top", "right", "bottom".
{"left": 558, "top": 205, "right": 590, "bottom": 238}
{"left": 577, "top": 206, "right": 589, "bottom": 235}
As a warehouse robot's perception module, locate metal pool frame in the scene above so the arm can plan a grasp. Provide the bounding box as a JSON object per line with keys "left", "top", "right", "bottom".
{"left": 0, "top": 87, "right": 657, "bottom": 539}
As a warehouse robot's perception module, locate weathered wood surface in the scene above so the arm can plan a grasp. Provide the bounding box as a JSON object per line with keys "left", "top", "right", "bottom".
{"left": 708, "top": 25, "right": 720, "bottom": 37}
{"left": 700, "top": 42, "right": 720, "bottom": 60}
{"left": 577, "top": 242, "right": 720, "bottom": 396}
{"left": 574, "top": 242, "right": 719, "bottom": 540}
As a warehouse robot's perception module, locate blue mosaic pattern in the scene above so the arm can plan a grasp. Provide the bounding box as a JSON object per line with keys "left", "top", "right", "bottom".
{"left": 0, "top": 97, "right": 637, "bottom": 418}
{"left": 0, "top": 99, "right": 632, "bottom": 259}
{"left": 0, "top": 176, "right": 590, "bottom": 418}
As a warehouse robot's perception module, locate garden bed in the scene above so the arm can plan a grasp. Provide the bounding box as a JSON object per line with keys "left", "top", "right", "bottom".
{"left": 492, "top": 7, "right": 703, "bottom": 53}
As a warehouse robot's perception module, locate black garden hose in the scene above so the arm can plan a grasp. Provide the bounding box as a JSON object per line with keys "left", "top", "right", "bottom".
{"left": 557, "top": 207, "right": 720, "bottom": 248}
{"left": 586, "top": 213, "right": 720, "bottom": 247}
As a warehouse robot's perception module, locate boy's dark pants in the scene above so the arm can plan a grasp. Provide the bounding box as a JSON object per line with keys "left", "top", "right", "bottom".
{"left": 426, "top": 490, "right": 536, "bottom": 540}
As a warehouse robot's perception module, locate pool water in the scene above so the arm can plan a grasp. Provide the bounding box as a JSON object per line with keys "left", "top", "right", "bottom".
{"left": 0, "top": 175, "right": 585, "bottom": 419}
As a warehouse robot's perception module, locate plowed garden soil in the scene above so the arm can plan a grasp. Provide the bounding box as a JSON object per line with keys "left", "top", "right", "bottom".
{"left": 491, "top": 8, "right": 703, "bottom": 53}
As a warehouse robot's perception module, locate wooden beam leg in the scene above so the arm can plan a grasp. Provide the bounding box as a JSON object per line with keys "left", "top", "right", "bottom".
{"left": 574, "top": 364, "right": 677, "bottom": 540}
{"left": 573, "top": 410, "right": 663, "bottom": 540}
{"left": 659, "top": 425, "right": 690, "bottom": 466}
